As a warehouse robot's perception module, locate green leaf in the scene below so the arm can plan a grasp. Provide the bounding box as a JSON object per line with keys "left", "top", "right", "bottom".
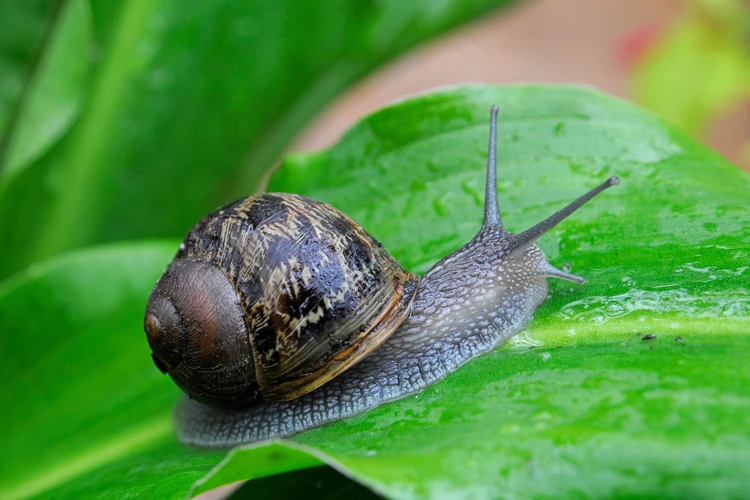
{"left": 0, "top": 0, "right": 93, "bottom": 179}
{"left": 0, "top": 243, "right": 319, "bottom": 498}
{"left": 0, "top": 0, "right": 60, "bottom": 141}
{"left": 2, "top": 85, "right": 748, "bottom": 499}
{"left": 0, "top": 0, "right": 515, "bottom": 281}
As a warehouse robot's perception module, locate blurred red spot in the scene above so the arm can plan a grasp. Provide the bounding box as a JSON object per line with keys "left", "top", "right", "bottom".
{"left": 617, "top": 21, "right": 665, "bottom": 69}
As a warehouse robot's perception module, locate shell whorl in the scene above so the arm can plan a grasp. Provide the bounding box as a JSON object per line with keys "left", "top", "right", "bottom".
{"left": 177, "top": 193, "right": 419, "bottom": 402}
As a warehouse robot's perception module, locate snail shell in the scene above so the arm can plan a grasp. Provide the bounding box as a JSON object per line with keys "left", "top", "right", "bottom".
{"left": 145, "top": 194, "right": 419, "bottom": 408}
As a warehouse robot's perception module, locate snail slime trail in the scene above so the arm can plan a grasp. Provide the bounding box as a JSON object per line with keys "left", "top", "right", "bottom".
{"left": 144, "top": 106, "right": 620, "bottom": 447}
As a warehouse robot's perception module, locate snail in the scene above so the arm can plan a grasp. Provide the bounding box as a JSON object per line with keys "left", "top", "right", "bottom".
{"left": 144, "top": 106, "right": 619, "bottom": 447}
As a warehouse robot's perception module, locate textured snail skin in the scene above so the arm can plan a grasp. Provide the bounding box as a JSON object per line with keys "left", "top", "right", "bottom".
{"left": 176, "top": 225, "right": 552, "bottom": 447}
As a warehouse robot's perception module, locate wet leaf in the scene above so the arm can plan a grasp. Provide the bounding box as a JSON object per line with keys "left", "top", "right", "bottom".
{"left": 1, "top": 85, "right": 748, "bottom": 499}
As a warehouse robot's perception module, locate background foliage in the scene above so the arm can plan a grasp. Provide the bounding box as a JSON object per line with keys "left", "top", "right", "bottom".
{"left": 0, "top": 0, "right": 514, "bottom": 280}
{"left": 632, "top": 0, "right": 750, "bottom": 136}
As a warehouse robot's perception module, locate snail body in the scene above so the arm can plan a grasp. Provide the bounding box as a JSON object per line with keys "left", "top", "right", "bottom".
{"left": 145, "top": 107, "right": 619, "bottom": 447}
